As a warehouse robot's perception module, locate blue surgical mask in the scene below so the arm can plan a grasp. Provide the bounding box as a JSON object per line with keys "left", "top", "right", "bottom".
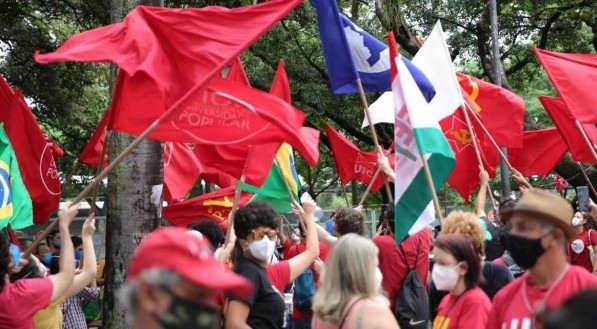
{"left": 75, "top": 250, "right": 83, "bottom": 260}
{"left": 53, "top": 238, "right": 61, "bottom": 248}
{"left": 43, "top": 253, "right": 53, "bottom": 266}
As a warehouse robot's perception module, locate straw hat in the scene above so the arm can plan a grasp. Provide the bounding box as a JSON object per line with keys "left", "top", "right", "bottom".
{"left": 501, "top": 189, "right": 575, "bottom": 239}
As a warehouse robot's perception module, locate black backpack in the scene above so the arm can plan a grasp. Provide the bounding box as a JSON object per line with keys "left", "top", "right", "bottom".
{"left": 394, "top": 243, "right": 429, "bottom": 329}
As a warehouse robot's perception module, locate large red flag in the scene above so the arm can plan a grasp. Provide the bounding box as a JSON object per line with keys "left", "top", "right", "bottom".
{"left": 200, "top": 169, "right": 237, "bottom": 189}
{"left": 78, "top": 110, "right": 110, "bottom": 168}
{"left": 533, "top": 47, "right": 597, "bottom": 123}
{"left": 325, "top": 124, "right": 388, "bottom": 192}
{"left": 440, "top": 108, "right": 497, "bottom": 202}
{"left": 508, "top": 128, "right": 567, "bottom": 177}
{"left": 539, "top": 96, "right": 597, "bottom": 164}
{"left": 0, "top": 79, "right": 61, "bottom": 224}
{"left": 227, "top": 57, "right": 251, "bottom": 86}
{"left": 458, "top": 73, "right": 525, "bottom": 148}
{"left": 163, "top": 187, "right": 252, "bottom": 228}
{"left": 163, "top": 143, "right": 204, "bottom": 203}
{"left": 34, "top": 0, "right": 318, "bottom": 165}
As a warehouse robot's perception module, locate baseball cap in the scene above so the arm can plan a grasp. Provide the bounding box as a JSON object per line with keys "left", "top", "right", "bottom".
{"left": 501, "top": 189, "right": 575, "bottom": 239}
{"left": 128, "top": 227, "right": 252, "bottom": 297}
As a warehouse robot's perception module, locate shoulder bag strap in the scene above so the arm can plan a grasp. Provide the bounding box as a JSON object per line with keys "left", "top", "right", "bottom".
{"left": 338, "top": 297, "right": 365, "bottom": 329}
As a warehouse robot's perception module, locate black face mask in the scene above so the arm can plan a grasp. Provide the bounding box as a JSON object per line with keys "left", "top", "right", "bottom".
{"left": 157, "top": 288, "right": 220, "bottom": 329}
{"left": 504, "top": 232, "right": 548, "bottom": 269}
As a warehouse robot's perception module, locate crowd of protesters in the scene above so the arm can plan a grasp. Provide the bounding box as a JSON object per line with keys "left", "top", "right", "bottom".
{"left": 2, "top": 154, "right": 597, "bottom": 329}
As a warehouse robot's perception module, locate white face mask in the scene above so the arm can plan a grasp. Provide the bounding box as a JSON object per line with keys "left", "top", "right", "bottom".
{"left": 375, "top": 267, "right": 383, "bottom": 290}
{"left": 432, "top": 263, "right": 461, "bottom": 292}
{"left": 248, "top": 237, "right": 277, "bottom": 262}
{"left": 572, "top": 217, "right": 583, "bottom": 227}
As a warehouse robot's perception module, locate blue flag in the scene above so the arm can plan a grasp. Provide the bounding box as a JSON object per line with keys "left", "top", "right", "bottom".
{"left": 311, "top": 0, "right": 435, "bottom": 100}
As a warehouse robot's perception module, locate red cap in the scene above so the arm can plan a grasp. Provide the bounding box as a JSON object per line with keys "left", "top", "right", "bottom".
{"left": 128, "top": 227, "right": 252, "bottom": 297}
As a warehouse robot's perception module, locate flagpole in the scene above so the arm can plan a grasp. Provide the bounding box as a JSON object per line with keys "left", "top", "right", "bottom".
{"left": 460, "top": 104, "right": 498, "bottom": 212}
{"left": 576, "top": 162, "right": 597, "bottom": 198}
{"left": 355, "top": 79, "right": 394, "bottom": 203}
{"left": 273, "top": 158, "right": 307, "bottom": 232}
{"left": 223, "top": 175, "right": 245, "bottom": 249}
{"left": 574, "top": 120, "right": 597, "bottom": 163}
{"left": 358, "top": 167, "right": 382, "bottom": 207}
{"left": 89, "top": 130, "right": 111, "bottom": 214}
{"left": 463, "top": 103, "right": 515, "bottom": 172}
{"left": 340, "top": 183, "right": 351, "bottom": 206}
{"left": 421, "top": 156, "right": 444, "bottom": 222}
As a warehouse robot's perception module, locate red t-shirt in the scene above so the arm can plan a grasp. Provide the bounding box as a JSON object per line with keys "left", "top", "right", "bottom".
{"left": 493, "top": 257, "right": 508, "bottom": 268}
{"left": 432, "top": 287, "right": 491, "bottom": 329}
{"left": 567, "top": 229, "right": 597, "bottom": 273}
{"left": 0, "top": 277, "right": 53, "bottom": 329}
{"left": 266, "top": 260, "right": 291, "bottom": 294}
{"left": 373, "top": 229, "right": 431, "bottom": 311}
{"left": 488, "top": 265, "right": 597, "bottom": 329}
{"left": 282, "top": 239, "right": 331, "bottom": 319}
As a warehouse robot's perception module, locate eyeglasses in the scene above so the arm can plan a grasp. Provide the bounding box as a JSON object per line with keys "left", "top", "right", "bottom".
{"left": 252, "top": 228, "right": 278, "bottom": 241}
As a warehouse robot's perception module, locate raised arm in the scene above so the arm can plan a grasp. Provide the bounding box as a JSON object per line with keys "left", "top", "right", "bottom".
{"left": 48, "top": 203, "right": 79, "bottom": 302}
{"left": 64, "top": 215, "right": 97, "bottom": 298}
{"left": 288, "top": 194, "right": 320, "bottom": 282}
{"left": 218, "top": 211, "right": 236, "bottom": 265}
{"left": 512, "top": 170, "right": 532, "bottom": 194}
{"left": 476, "top": 168, "right": 489, "bottom": 217}
{"left": 377, "top": 146, "right": 395, "bottom": 183}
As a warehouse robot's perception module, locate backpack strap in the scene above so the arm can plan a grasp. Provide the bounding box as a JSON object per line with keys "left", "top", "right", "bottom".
{"left": 398, "top": 236, "right": 421, "bottom": 270}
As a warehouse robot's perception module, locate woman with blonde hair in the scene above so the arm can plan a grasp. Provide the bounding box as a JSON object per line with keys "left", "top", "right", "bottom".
{"left": 312, "top": 234, "right": 399, "bottom": 329}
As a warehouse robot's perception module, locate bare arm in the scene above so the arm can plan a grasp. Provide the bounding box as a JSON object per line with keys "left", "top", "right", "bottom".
{"left": 218, "top": 211, "right": 237, "bottom": 265}
{"left": 316, "top": 223, "right": 337, "bottom": 246}
{"left": 49, "top": 203, "right": 79, "bottom": 302}
{"left": 63, "top": 215, "right": 97, "bottom": 298}
{"left": 377, "top": 148, "right": 395, "bottom": 183}
{"left": 278, "top": 217, "right": 287, "bottom": 245}
{"left": 476, "top": 168, "right": 489, "bottom": 217}
{"left": 513, "top": 170, "right": 532, "bottom": 193}
{"left": 288, "top": 194, "right": 320, "bottom": 282}
{"left": 224, "top": 300, "right": 252, "bottom": 329}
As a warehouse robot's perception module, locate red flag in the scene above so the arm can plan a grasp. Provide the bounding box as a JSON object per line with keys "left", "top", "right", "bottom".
{"left": 34, "top": 1, "right": 318, "bottom": 164}
{"left": 0, "top": 79, "right": 61, "bottom": 224}
{"left": 227, "top": 57, "right": 251, "bottom": 86}
{"left": 508, "top": 128, "right": 567, "bottom": 176}
{"left": 325, "top": 124, "right": 387, "bottom": 192}
{"left": 200, "top": 168, "right": 236, "bottom": 189}
{"left": 78, "top": 110, "right": 110, "bottom": 168}
{"left": 555, "top": 175, "right": 569, "bottom": 193}
{"left": 539, "top": 96, "right": 597, "bottom": 164}
{"left": 163, "top": 143, "right": 204, "bottom": 203}
{"left": 440, "top": 108, "right": 497, "bottom": 202}
{"left": 458, "top": 73, "right": 525, "bottom": 148}
{"left": 533, "top": 47, "right": 597, "bottom": 123}
{"left": 163, "top": 187, "right": 252, "bottom": 227}
{"left": 270, "top": 60, "right": 292, "bottom": 103}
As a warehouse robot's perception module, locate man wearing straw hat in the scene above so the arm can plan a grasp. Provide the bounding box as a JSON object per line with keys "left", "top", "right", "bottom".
{"left": 488, "top": 189, "right": 597, "bottom": 329}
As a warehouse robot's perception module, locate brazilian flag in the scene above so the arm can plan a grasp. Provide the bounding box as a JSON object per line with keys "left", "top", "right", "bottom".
{"left": 242, "top": 143, "right": 301, "bottom": 214}
{"left": 0, "top": 124, "right": 33, "bottom": 230}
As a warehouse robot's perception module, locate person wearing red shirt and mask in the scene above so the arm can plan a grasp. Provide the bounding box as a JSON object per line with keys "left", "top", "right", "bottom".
{"left": 488, "top": 189, "right": 597, "bottom": 329}
{"left": 567, "top": 211, "right": 597, "bottom": 273}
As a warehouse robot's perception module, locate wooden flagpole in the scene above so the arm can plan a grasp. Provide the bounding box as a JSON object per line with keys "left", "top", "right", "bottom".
{"left": 355, "top": 79, "right": 393, "bottom": 203}
{"left": 574, "top": 120, "right": 597, "bottom": 163}
{"left": 89, "top": 130, "right": 111, "bottom": 214}
{"left": 460, "top": 105, "right": 498, "bottom": 212}
{"left": 358, "top": 167, "right": 382, "bottom": 207}
{"left": 421, "top": 156, "right": 444, "bottom": 222}
{"left": 340, "top": 183, "right": 351, "bottom": 206}
{"left": 576, "top": 162, "right": 597, "bottom": 198}
{"left": 463, "top": 103, "right": 515, "bottom": 172}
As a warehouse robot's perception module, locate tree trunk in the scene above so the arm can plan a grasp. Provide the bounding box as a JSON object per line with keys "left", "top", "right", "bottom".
{"left": 102, "top": 1, "right": 163, "bottom": 328}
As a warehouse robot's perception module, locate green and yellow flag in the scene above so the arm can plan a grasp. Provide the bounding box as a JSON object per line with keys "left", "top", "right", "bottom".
{"left": 0, "top": 124, "right": 33, "bottom": 230}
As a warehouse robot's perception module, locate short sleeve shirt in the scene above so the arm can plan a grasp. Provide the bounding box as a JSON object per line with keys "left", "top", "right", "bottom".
{"left": 567, "top": 229, "right": 597, "bottom": 272}
{"left": 432, "top": 287, "right": 491, "bottom": 329}
{"left": 0, "top": 278, "right": 53, "bottom": 329}
{"left": 229, "top": 258, "right": 288, "bottom": 328}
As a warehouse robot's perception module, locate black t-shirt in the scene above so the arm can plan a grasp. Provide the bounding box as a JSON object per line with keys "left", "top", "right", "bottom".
{"left": 229, "top": 258, "right": 286, "bottom": 328}
{"left": 428, "top": 261, "right": 514, "bottom": 321}
{"left": 479, "top": 216, "right": 506, "bottom": 261}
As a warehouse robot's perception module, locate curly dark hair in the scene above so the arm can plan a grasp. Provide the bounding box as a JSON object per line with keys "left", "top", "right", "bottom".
{"left": 188, "top": 219, "right": 225, "bottom": 250}
{"left": 334, "top": 207, "right": 364, "bottom": 236}
{"left": 71, "top": 236, "right": 83, "bottom": 249}
{"left": 46, "top": 229, "right": 59, "bottom": 245}
{"left": 0, "top": 233, "right": 10, "bottom": 292}
{"left": 232, "top": 203, "right": 279, "bottom": 263}
{"left": 498, "top": 197, "right": 517, "bottom": 223}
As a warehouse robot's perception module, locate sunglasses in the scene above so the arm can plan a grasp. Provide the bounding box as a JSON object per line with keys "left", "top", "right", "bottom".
{"left": 252, "top": 228, "right": 278, "bottom": 241}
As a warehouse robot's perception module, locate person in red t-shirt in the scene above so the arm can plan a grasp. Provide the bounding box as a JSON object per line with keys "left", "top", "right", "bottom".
{"left": 488, "top": 189, "right": 597, "bottom": 329}
{"left": 431, "top": 234, "right": 491, "bottom": 329}
{"left": 373, "top": 207, "right": 431, "bottom": 312}
{"left": 0, "top": 203, "right": 80, "bottom": 329}
{"left": 567, "top": 211, "right": 597, "bottom": 273}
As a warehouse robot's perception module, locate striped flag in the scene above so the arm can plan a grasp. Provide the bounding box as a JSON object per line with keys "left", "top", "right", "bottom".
{"left": 390, "top": 32, "right": 455, "bottom": 242}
